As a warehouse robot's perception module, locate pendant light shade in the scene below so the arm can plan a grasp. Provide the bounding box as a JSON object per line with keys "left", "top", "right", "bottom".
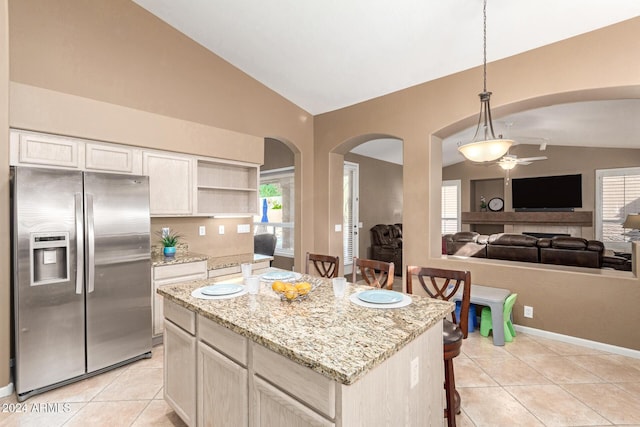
{"left": 458, "top": 0, "right": 514, "bottom": 163}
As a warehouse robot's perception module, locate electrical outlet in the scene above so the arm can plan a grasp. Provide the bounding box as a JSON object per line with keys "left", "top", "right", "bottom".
{"left": 199, "top": 226, "right": 206, "bottom": 236}
{"left": 524, "top": 305, "right": 533, "bottom": 318}
{"left": 410, "top": 357, "right": 419, "bottom": 389}
{"left": 334, "top": 224, "right": 342, "bottom": 232}
{"left": 162, "top": 227, "right": 170, "bottom": 237}
{"left": 218, "top": 225, "right": 225, "bottom": 235}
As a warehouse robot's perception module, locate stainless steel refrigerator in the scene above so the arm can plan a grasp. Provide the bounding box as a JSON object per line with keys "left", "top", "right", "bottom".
{"left": 12, "top": 166, "right": 152, "bottom": 400}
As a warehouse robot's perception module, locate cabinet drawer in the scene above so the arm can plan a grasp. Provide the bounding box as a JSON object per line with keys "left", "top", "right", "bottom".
{"left": 164, "top": 299, "right": 196, "bottom": 335}
{"left": 198, "top": 315, "right": 247, "bottom": 366}
{"left": 208, "top": 265, "right": 241, "bottom": 279}
{"left": 252, "top": 343, "right": 335, "bottom": 419}
{"left": 154, "top": 261, "right": 207, "bottom": 283}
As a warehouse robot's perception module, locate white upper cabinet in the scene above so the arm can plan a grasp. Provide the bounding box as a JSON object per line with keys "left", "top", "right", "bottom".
{"left": 11, "top": 130, "right": 80, "bottom": 168}
{"left": 143, "top": 151, "right": 193, "bottom": 216}
{"left": 10, "top": 129, "right": 261, "bottom": 217}
{"left": 85, "top": 143, "right": 140, "bottom": 174}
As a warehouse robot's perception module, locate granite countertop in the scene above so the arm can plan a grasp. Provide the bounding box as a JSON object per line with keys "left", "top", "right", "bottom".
{"left": 152, "top": 252, "right": 273, "bottom": 269}
{"left": 157, "top": 271, "right": 454, "bottom": 385}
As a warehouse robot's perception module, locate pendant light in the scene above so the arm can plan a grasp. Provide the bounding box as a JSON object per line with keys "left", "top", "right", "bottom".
{"left": 458, "top": 0, "right": 513, "bottom": 162}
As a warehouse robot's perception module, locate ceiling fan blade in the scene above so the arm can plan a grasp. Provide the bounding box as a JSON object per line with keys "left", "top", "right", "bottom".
{"left": 518, "top": 161, "right": 533, "bottom": 166}
{"left": 517, "top": 156, "right": 548, "bottom": 162}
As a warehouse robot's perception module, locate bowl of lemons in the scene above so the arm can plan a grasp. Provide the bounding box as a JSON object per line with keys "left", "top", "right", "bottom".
{"left": 271, "top": 280, "right": 314, "bottom": 302}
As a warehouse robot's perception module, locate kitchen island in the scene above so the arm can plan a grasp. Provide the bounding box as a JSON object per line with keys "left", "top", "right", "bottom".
{"left": 158, "top": 272, "right": 454, "bottom": 426}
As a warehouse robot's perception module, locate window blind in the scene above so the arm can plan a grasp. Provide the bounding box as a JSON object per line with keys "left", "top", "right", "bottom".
{"left": 442, "top": 180, "right": 461, "bottom": 234}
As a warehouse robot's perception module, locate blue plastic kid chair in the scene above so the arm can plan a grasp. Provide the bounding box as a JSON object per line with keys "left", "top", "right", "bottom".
{"left": 480, "top": 293, "right": 518, "bottom": 342}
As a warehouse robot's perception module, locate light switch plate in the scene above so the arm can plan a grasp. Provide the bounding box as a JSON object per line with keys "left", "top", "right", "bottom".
{"left": 199, "top": 226, "right": 206, "bottom": 236}
{"left": 237, "top": 224, "right": 250, "bottom": 233}
{"left": 162, "top": 227, "right": 170, "bottom": 237}
{"left": 335, "top": 224, "right": 342, "bottom": 232}
{"left": 218, "top": 225, "right": 225, "bottom": 235}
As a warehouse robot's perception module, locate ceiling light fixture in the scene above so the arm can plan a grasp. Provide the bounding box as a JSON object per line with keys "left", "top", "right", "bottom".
{"left": 458, "top": 0, "right": 513, "bottom": 163}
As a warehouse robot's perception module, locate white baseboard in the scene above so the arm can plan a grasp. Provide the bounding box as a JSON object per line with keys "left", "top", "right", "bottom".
{"left": 514, "top": 325, "right": 640, "bottom": 360}
{"left": 0, "top": 381, "right": 13, "bottom": 398}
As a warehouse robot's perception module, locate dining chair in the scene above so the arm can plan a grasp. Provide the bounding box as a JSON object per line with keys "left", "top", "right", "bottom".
{"left": 406, "top": 265, "right": 471, "bottom": 427}
{"left": 305, "top": 252, "right": 340, "bottom": 278}
{"left": 351, "top": 257, "right": 394, "bottom": 290}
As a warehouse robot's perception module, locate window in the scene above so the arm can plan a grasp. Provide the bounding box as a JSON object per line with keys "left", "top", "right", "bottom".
{"left": 442, "top": 180, "right": 461, "bottom": 235}
{"left": 254, "top": 167, "right": 294, "bottom": 256}
{"left": 596, "top": 167, "right": 640, "bottom": 251}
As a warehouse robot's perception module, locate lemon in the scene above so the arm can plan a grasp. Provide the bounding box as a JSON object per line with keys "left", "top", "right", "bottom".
{"left": 295, "top": 282, "right": 312, "bottom": 295}
{"left": 271, "top": 281, "right": 286, "bottom": 293}
{"left": 284, "top": 289, "right": 299, "bottom": 300}
{"left": 284, "top": 283, "right": 295, "bottom": 292}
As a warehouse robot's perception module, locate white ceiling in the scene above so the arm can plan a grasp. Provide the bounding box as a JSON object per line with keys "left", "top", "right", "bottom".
{"left": 132, "top": 0, "right": 640, "bottom": 165}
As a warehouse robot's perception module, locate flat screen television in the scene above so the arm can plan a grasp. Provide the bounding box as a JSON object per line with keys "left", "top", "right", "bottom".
{"left": 511, "top": 174, "right": 582, "bottom": 211}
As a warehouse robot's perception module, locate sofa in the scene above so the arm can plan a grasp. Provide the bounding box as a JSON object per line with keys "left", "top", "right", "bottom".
{"left": 444, "top": 232, "right": 629, "bottom": 270}
{"left": 370, "top": 224, "right": 402, "bottom": 275}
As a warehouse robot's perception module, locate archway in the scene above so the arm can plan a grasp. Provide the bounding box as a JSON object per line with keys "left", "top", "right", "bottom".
{"left": 332, "top": 134, "right": 404, "bottom": 282}
{"left": 260, "top": 137, "right": 300, "bottom": 271}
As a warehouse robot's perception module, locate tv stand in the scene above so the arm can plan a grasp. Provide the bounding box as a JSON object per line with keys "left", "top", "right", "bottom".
{"left": 514, "top": 208, "right": 575, "bottom": 213}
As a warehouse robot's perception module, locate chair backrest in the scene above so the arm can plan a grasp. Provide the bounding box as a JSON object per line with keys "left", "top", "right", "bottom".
{"left": 305, "top": 252, "right": 340, "bottom": 278}
{"left": 406, "top": 265, "right": 471, "bottom": 339}
{"left": 351, "top": 257, "right": 394, "bottom": 289}
{"left": 503, "top": 293, "right": 518, "bottom": 322}
{"left": 254, "top": 233, "right": 277, "bottom": 256}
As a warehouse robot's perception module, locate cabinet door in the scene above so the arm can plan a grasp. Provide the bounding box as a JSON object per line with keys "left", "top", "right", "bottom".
{"left": 85, "top": 143, "right": 135, "bottom": 173}
{"left": 164, "top": 320, "right": 196, "bottom": 426}
{"left": 198, "top": 342, "right": 248, "bottom": 427}
{"left": 13, "top": 131, "right": 79, "bottom": 168}
{"left": 252, "top": 376, "right": 334, "bottom": 427}
{"left": 143, "top": 151, "right": 192, "bottom": 215}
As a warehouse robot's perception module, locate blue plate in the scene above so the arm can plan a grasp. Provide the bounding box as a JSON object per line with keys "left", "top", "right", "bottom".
{"left": 358, "top": 290, "right": 404, "bottom": 304}
{"left": 200, "top": 283, "right": 244, "bottom": 296}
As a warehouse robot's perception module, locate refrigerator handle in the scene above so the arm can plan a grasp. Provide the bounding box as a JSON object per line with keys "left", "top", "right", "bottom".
{"left": 86, "top": 193, "right": 95, "bottom": 294}
{"left": 75, "top": 192, "right": 84, "bottom": 295}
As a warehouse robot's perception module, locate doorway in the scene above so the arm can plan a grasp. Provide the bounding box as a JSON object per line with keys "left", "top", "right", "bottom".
{"left": 343, "top": 161, "right": 359, "bottom": 275}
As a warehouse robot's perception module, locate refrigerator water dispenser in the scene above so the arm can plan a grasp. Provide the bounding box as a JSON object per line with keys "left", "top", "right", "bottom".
{"left": 30, "top": 232, "right": 70, "bottom": 286}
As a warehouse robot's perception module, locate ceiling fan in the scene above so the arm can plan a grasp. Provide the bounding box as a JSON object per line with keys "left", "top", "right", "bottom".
{"left": 497, "top": 154, "right": 548, "bottom": 170}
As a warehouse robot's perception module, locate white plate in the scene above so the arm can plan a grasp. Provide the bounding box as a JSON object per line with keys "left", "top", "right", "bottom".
{"left": 200, "top": 283, "right": 244, "bottom": 296}
{"left": 260, "top": 271, "right": 297, "bottom": 282}
{"left": 357, "top": 290, "right": 404, "bottom": 304}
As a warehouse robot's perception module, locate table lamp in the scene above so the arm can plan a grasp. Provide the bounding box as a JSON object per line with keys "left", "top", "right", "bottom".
{"left": 623, "top": 214, "right": 640, "bottom": 241}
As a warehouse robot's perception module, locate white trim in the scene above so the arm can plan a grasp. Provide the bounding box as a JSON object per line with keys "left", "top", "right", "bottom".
{"left": 0, "top": 381, "right": 14, "bottom": 398}
{"left": 514, "top": 324, "right": 640, "bottom": 359}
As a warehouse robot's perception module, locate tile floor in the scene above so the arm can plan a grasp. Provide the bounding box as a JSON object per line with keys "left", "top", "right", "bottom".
{"left": 1, "top": 332, "right": 639, "bottom": 426}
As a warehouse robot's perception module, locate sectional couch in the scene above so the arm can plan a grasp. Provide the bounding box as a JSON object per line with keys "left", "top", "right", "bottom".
{"left": 444, "top": 232, "right": 631, "bottom": 271}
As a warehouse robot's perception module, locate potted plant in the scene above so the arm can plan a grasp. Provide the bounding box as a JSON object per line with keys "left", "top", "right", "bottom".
{"left": 157, "top": 230, "right": 181, "bottom": 257}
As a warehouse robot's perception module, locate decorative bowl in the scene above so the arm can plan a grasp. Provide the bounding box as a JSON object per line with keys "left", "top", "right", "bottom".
{"left": 271, "top": 280, "right": 315, "bottom": 303}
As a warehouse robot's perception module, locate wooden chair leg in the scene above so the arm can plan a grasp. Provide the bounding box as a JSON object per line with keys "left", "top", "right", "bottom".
{"left": 444, "top": 358, "right": 458, "bottom": 427}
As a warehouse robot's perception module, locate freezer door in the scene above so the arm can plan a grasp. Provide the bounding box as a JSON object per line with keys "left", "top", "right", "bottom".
{"left": 84, "top": 172, "right": 152, "bottom": 372}
{"left": 12, "top": 167, "right": 86, "bottom": 395}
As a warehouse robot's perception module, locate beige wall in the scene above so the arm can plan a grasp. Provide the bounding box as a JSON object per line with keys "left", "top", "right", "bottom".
{"left": 315, "top": 18, "right": 640, "bottom": 350}
{"left": 2, "top": 0, "right": 316, "bottom": 389}
{"left": 1, "top": 0, "right": 10, "bottom": 390}
{"left": 344, "top": 153, "right": 403, "bottom": 258}
{"left": 263, "top": 138, "right": 295, "bottom": 171}
{"left": 444, "top": 144, "right": 640, "bottom": 238}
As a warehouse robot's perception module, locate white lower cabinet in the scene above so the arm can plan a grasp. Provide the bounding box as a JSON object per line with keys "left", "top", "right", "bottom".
{"left": 152, "top": 260, "right": 207, "bottom": 337}
{"left": 198, "top": 342, "right": 248, "bottom": 426}
{"left": 164, "top": 316, "right": 196, "bottom": 427}
{"left": 252, "top": 376, "right": 334, "bottom": 427}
